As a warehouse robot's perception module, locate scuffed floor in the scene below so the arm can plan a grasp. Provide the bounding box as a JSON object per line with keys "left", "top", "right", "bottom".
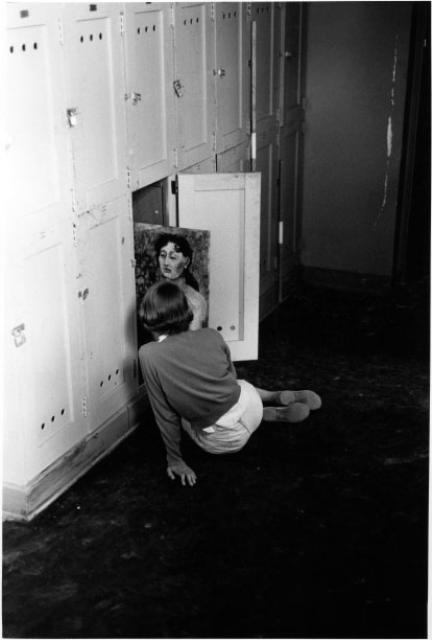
{"left": 3, "top": 280, "right": 429, "bottom": 639}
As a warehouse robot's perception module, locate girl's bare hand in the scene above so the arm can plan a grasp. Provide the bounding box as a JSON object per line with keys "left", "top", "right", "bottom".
{"left": 167, "top": 462, "right": 197, "bottom": 486}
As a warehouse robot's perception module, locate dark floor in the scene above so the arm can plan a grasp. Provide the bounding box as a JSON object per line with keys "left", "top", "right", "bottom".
{"left": 3, "top": 279, "right": 430, "bottom": 639}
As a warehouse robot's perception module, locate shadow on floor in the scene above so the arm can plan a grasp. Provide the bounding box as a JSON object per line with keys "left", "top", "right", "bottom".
{"left": 3, "top": 280, "right": 429, "bottom": 638}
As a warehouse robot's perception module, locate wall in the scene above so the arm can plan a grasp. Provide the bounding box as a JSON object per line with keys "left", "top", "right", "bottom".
{"left": 301, "top": 2, "right": 412, "bottom": 277}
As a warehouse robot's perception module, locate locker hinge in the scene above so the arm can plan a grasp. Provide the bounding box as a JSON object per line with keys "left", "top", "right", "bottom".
{"left": 126, "top": 167, "right": 131, "bottom": 189}
{"left": 278, "top": 221, "right": 284, "bottom": 245}
{"left": 120, "top": 13, "right": 125, "bottom": 36}
{"left": 71, "top": 190, "right": 78, "bottom": 214}
{"left": 210, "top": 3, "right": 216, "bottom": 22}
{"left": 81, "top": 397, "right": 88, "bottom": 417}
{"left": 173, "top": 148, "right": 179, "bottom": 169}
{"left": 171, "top": 178, "right": 178, "bottom": 195}
{"left": 212, "top": 131, "right": 216, "bottom": 153}
{"left": 169, "top": 4, "right": 175, "bottom": 28}
{"left": 72, "top": 222, "right": 78, "bottom": 246}
{"left": 57, "top": 18, "right": 64, "bottom": 45}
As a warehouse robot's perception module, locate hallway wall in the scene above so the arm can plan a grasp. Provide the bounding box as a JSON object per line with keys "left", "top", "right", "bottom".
{"left": 301, "top": 2, "right": 412, "bottom": 277}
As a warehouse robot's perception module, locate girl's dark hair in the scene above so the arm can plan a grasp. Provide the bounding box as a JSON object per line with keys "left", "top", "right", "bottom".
{"left": 141, "top": 281, "right": 193, "bottom": 336}
{"left": 154, "top": 233, "right": 200, "bottom": 292}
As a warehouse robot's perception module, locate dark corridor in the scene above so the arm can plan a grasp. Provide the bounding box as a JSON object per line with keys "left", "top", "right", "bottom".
{"left": 3, "top": 277, "right": 429, "bottom": 639}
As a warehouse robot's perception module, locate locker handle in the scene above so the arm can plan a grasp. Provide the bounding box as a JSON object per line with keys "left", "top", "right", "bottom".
{"left": 66, "top": 107, "right": 80, "bottom": 127}
{"left": 217, "top": 68, "right": 226, "bottom": 78}
{"left": 125, "top": 92, "right": 142, "bottom": 105}
{"left": 78, "top": 288, "right": 90, "bottom": 300}
{"left": 11, "top": 323, "right": 26, "bottom": 347}
{"left": 173, "top": 79, "right": 184, "bottom": 98}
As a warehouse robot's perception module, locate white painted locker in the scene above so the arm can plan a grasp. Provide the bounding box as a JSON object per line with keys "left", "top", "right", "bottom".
{"left": 257, "top": 135, "right": 279, "bottom": 318}
{"left": 62, "top": 3, "right": 128, "bottom": 212}
{"left": 76, "top": 196, "right": 138, "bottom": 431}
{"left": 5, "top": 3, "right": 70, "bottom": 219}
{"left": 123, "top": 3, "right": 174, "bottom": 190}
{"left": 4, "top": 4, "right": 87, "bottom": 484}
{"left": 253, "top": 2, "right": 275, "bottom": 123}
{"left": 177, "top": 173, "right": 261, "bottom": 361}
{"left": 172, "top": 3, "right": 215, "bottom": 171}
{"left": 214, "top": 2, "right": 249, "bottom": 153}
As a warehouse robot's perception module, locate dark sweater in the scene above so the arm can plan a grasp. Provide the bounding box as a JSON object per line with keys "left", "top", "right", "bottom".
{"left": 139, "top": 328, "right": 241, "bottom": 464}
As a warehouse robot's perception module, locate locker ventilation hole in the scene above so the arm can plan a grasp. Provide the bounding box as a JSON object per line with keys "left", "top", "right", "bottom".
{"left": 40, "top": 409, "right": 66, "bottom": 430}
{"left": 90, "top": 34, "right": 93, "bottom": 41}
{"left": 33, "top": 42, "right": 38, "bottom": 49}
{"left": 137, "top": 27, "right": 140, "bottom": 34}
{"left": 100, "top": 369, "right": 120, "bottom": 388}
{"left": 80, "top": 35, "right": 84, "bottom": 42}
{"left": 9, "top": 46, "right": 14, "bottom": 53}
{"left": 22, "top": 44, "right": 26, "bottom": 51}
{"left": 99, "top": 33, "right": 103, "bottom": 40}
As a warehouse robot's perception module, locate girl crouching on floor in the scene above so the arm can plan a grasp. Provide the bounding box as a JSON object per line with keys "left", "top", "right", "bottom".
{"left": 139, "top": 281, "right": 321, "bottom": 486}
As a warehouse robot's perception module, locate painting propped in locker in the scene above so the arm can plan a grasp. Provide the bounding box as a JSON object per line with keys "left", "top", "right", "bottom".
{"left": 134, "top": 223, "right": 210, "bottom": 346}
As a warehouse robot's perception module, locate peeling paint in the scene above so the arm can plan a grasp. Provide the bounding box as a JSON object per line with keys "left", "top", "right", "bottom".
{"left": 375, "top": 35, "right": 399, "bottom": 226}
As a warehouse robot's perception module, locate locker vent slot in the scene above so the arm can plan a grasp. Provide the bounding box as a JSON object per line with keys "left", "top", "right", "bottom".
{"left": 99, "top": 368, "right": 121, "bottom": 388}
{"left": 183, "top": 17, "right": 199, "bottom": 25}
{"left": 40, "top": 408, "right": 66, "bottom": 430}
{"left": 137, "top": 25, "right": 157, "bottom": 34}
{"left": 10, "top": 42, "right": 39, "bottom": 52}
{"left": 79, "top": 33, "right": 103, "bottom": 43}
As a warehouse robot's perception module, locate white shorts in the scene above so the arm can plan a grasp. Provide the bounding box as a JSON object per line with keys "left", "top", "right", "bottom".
{"left": 181, "top": 380, "right": 263, "bottom": 455}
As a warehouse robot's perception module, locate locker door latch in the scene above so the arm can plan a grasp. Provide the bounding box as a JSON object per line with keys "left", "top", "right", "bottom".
{"left": 173, "top": 79, "right": 184, "bottom": 98}
{"left": 66, "top": 108, "right": 79, "bottom": 127}
{"left": 125, "top": 92, "right": 142, "bottom": 105}
{"left": 11, "top": 323, "right": 26, "bottom": 347}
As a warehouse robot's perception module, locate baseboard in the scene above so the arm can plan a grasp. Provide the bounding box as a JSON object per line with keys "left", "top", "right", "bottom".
{"left": 3, "top": 388, "right": 150, "bottom": 522}
{"left": 301, "top": 266, "right": 391, "bottom": 293}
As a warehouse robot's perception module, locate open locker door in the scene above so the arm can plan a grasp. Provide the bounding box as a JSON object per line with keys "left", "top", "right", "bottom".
{"left": 177, "top": 173, "right": 261, "bottom": 361}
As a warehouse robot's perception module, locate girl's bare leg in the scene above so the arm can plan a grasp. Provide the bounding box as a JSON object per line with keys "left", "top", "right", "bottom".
{"left": 255, "top": 387, "right": 322, "bottom": 410}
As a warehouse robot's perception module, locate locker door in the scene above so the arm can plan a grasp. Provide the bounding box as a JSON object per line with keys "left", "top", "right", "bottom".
{"left": 5, "top": 4, "right": 70, "bottom": 219}
{"left": 123, "top": 3, "right": 174, "bottom": 190}
{"left": 62, "top": 4, "right": 127, "bottom": 212}
{"left": 253, "top": 2, "right": 275, "bottom": 123}
{"left": 257, "top": 136, "right": 279, "bottom": 318}
{"left": 5, "top": 4, "right": 86, "bottom": 483}
{"left": 76, "top": 196, "right": 138, "bottom": 432}
{"left": 178, "top": 173, "right": 260, "bottom": 361}
{"left": 173, "top": 3, "right": 215, "bottom": 171}
{"left": 278, "top": 4, "right": 305, "bottom": 300}
{"left": 214, "top": 2, "right": 248, "bottom": 153}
